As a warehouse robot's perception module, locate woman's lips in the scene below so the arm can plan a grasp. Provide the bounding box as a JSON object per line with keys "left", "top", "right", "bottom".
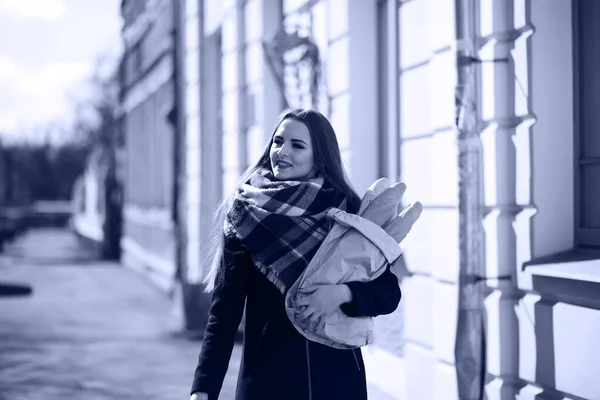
{"left": 276, "top": 160, "right": 292, "bottom": 169}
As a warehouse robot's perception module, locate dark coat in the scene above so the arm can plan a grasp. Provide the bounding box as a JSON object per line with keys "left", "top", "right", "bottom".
{"left": 191, "top": 234, "right": 402, "bottom": 400}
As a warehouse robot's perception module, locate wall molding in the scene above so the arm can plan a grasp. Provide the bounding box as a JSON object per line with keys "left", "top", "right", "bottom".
{"left": 120, "top": 235, "right": 175, "bottom": 293}
{"left": 123, "top": 204, "right": 174, "bottom": 231}
{"left": 123, "top": 0, "right": 171, "bottom": 47}
{"left": 121, "top": 55, "right": 173, "bottom": 113}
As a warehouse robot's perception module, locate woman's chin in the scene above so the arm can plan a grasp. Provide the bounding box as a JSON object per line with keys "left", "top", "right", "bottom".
{"left": 272, "top": 168, "right": 299, "bottom": 180}
{"left": 272, "top": 168, "right": 290, "bottom": 180}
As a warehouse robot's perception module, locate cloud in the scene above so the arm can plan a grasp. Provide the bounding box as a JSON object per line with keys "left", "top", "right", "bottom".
{"left": 0, "top": 55, "right": 92, "bottom": 136}
{"left": 0, "top": 0, "right": 67, "bottom": 21}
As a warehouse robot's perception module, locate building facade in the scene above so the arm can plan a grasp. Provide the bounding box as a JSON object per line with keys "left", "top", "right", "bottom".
{"left": 152, "top": 0, "right": 600, "bottom": 399}
{"left": 118, "top": 0, "right": 180, "bottom": 291}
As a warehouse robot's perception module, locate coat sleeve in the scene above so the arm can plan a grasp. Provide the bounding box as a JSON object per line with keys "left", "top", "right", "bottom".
{"left": 190, "top": 234, "right": 249, "bottom": 397}
{"left": 339, "top": 264, "right": 402, "bottom": 318}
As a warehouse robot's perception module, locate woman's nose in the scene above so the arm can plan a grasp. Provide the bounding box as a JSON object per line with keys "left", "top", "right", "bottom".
{"left": 277, "top": 143, "right": 290, "bottom": 157}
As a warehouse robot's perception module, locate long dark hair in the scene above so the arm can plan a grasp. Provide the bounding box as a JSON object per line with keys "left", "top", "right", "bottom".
{"left": 202, "top": 108, "right": 360, "bottom": 292}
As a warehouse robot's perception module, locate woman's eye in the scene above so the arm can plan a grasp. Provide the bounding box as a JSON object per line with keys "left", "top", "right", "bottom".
{"left": 293, "top": 144, "right": 304, "bottom": 149}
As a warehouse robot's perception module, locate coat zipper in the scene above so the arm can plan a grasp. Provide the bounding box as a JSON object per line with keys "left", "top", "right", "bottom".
{"left": 255, "top": 323, "right": 268, "bottom": 358}
{"left": 352, "top": 348, "right": 361, "bottom": 371}
{"left": 306, "top": 340, "right": 313, "bottom": 400}
{"left": 260, "top": 323, "right": 268, "bottom": 338}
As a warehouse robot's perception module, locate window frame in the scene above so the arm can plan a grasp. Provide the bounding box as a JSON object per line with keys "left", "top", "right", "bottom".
{"left": 573, "top": 0, "right": 600, "bottom": 248}
{"left": 376, "top": 0, "right": 390, "bottom": 179}
{"left": 376, "top": 0, "right": 401, "bottom": 181}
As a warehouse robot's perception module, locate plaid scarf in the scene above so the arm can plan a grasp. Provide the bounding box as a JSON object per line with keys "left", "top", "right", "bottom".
{"left": 225, "top": 168, "right": 347, "bottom": 294}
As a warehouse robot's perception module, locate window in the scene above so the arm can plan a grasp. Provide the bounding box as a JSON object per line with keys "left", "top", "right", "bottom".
{"left": 574, "top": 0, "right": 600, "bottom": 247}
{"left": 376, "top": 0, "right": 389, "bottom": 178}
{"left": 133, "top": 42, "right": 143, "bottom": 73}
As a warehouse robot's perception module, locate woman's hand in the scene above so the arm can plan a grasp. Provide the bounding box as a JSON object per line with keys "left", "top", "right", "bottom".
{"left": 294, "top": 285, "right": 352, "bottom": 330}
{"left": 190, "top": 393, "right": 209, "bottom": 400}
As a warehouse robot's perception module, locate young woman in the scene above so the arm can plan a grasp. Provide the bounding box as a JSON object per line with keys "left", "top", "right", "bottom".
{"left": 190, "top": 109, "right": 402, "bottom": 400}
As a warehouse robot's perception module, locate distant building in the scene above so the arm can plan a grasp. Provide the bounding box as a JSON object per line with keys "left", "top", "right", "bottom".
{"left": 0, "top": 140, "right": 6, "bottom": 207}
{"left": 118, "top": 0, "right": 179, "bottom": 291}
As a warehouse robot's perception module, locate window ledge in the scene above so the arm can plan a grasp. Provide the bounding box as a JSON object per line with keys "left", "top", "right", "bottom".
{"left": 526, "top": 259, "right": 600, "bottom": 284}
{"left": 524, "top": 249, "right": 600, "bottom": 284}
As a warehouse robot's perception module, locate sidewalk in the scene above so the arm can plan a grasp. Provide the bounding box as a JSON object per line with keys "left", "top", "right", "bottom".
{"left": 0, "top": 228, "right": 241, "bottom": 400}
{"left": 0, "top": 228, "right": 398, "bottom": 400}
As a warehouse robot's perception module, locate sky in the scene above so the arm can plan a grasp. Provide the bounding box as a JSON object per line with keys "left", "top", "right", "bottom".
{"left": 0, "top": 0, "right": 122, "bottom": 144}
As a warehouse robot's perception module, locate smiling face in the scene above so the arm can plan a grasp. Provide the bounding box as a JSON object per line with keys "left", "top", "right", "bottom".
{"left": 269, "top": 118, "right": 316, "bottom": 181}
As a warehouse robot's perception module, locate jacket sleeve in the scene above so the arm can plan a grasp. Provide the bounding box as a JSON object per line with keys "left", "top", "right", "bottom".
{"left": 190, "top": 234, "right": 249, "bottom": 397}
{"left": 339, "top": 264, "right": 401, "bottom": 318}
